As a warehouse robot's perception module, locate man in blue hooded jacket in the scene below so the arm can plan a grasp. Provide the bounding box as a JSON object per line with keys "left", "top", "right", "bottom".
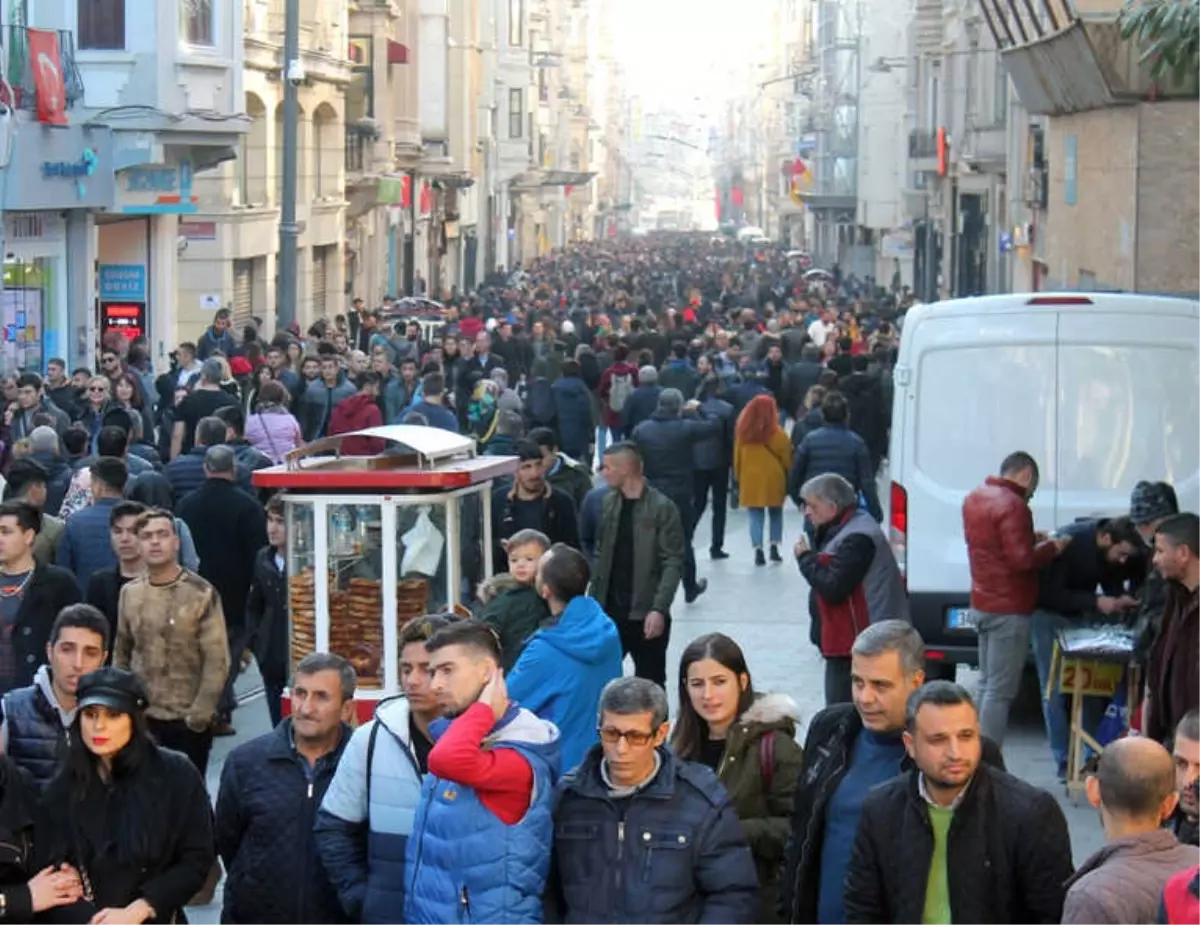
{"left": 405, "top": 620, "right": 561, "bottom": 925}
{"left": 507, "top": 544, "right": 623, "bottom": 773}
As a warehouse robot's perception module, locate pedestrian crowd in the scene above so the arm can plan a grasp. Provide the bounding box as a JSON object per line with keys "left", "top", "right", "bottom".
{"left": 0, "top": 233, "right": 1191, "bottom": 924}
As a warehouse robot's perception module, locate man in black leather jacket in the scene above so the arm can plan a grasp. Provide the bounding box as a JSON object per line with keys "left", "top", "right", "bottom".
{"left": 632, "top": 389, "right": 719, "bottom": 603}
{"left": 780, "top": 622, "right": 1005, "bottom": 924}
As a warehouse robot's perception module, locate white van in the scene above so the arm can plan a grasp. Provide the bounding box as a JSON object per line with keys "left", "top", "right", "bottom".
{"left": 888, "top": 293, "right": 1200, "bottom": 677}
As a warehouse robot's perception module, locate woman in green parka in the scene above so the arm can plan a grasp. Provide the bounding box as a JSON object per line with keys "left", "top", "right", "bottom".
{"left": 670, "top": 632, "right": 805, "bottom": 924}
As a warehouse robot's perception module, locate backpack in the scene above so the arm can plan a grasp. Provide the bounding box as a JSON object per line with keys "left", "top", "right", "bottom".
{"left": 526, "top": 377, "right": 557, "bottom": 427}
{"left": 608, "top": 372, "right": 633, "bottom": 413}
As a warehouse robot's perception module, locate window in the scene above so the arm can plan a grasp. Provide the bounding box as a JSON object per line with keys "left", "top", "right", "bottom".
{"left": 537, "top": 66, "right": 548, "bottom": 103}
{"left": 78, "top": 0, "right": 125, "bottom": 50}
{"left": 180, "top": 0, "right": 213, "bottom": 46}
{"left": 508, "top": 88, "right": 523, "bottom": 139}
{"left": 509, "top": 0, "right": 523, "bottom": 45}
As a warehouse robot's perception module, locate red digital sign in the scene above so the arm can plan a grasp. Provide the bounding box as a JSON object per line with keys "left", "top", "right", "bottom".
{"left": 100, "top": 302, "right": 146, "bottom": 341}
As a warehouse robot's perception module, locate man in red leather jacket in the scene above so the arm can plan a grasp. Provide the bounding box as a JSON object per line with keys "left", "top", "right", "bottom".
{"left": 962, "top": 451, "right": 1068, "bottom": 750}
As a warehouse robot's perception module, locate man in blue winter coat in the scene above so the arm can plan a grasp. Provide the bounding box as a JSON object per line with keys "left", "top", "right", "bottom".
{"left": 507, "top": 544, "right": 622, "bottom": 773}
{"left": 547, "top": 677, "right": 759, "bottom": 923}
{"left": 549, "top": 359, "right": 595, "bottom": 462}
{"left": 404, "top": 620, "right": 561, "bottom": 925}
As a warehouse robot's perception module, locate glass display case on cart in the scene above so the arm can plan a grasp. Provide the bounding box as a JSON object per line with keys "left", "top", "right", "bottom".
{"left": 252, "top": 425, "right": 517, "bottom": 714}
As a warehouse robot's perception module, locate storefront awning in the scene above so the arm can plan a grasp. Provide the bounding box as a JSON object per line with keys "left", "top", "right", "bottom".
{"left": 387, "top": 40, "right": 409, "bottom": 64}
{"left": 509, "top": 169, "right": 596, "bottom": 190}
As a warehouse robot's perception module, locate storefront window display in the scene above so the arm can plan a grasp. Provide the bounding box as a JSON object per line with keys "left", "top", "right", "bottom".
{"left": 1, "top": 258, "right": 52, "bottom": 376}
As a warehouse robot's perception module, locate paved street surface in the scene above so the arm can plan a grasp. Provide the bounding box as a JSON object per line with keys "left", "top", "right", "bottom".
{"left": 190, "top": 503, "right": 1105, "bottom": 922}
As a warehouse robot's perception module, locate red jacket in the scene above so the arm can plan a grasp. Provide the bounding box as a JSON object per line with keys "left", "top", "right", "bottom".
{"left": 962, "top": 476, "right": 1059, "bottom": 615}
{"left": 1161, "top": 866, "right": 1199, "bottom": 925}
{"left": 327, "top": 392, "right": 384, "bottom": 455}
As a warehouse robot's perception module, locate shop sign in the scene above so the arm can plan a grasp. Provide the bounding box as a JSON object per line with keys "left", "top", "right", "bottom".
{"left": 100, "top": 303, "right": 147, "bottom": 341}
{"left": 178, "top": 220, "right": 217, "bottom": 241}
{"left": 3, "top": 125, "right": 115, "bottom": 211}
{"left": 99, "top": 265, "right": 147, "bottom": 302}
{"left": 116, "top": 160, "right": 197, "bottom": 214}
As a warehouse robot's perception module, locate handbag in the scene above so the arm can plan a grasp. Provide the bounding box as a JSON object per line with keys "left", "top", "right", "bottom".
{"left": 257, "top": 411, "right": 283, "bottom": 464}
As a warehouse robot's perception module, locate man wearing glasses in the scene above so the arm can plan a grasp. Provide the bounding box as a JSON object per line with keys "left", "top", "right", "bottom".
{"left": 547, "top": 677, "right": 758, "bottom": 923}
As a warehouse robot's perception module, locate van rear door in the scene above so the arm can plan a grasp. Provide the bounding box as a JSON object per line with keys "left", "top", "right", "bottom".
{"left": 1056, "top": 304, "right": 1200, "bottom": 522}
{"left": 900, "top": 308, "right": 1058, "bottom": 646}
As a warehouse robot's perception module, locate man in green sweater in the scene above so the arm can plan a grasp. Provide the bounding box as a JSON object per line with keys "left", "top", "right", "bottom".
{"left": 843, "top": 682, "right": 1073, "bottom": 924}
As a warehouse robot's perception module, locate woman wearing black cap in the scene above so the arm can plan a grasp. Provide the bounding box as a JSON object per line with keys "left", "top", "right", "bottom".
{"left": 37, "top": 667, "right": 215, "bottom": 925}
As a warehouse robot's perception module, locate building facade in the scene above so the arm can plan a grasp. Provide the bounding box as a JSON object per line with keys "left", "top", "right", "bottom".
{"left": 0, "top": 0, "right": 247, "bottom": 367}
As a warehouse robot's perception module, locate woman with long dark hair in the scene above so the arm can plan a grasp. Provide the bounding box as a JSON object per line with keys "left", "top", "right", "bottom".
{"left": 38, "top": 668, "right": 215, "bottom": 924}
{"left": 670, "top": 633, "right": 804, "bottom": 923}
{"left": 733, "top": 393, "right": 793, "bottom": 565}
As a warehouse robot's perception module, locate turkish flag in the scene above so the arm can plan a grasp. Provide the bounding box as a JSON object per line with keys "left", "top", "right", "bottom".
{"left": 400, "top": 175, "right": 412, "bottom": 209}
{"left": 28, "top": 30, "right": 68, "bottom": 126}
{"left": 419, "top": 182, "right": 432, "bottom": 215}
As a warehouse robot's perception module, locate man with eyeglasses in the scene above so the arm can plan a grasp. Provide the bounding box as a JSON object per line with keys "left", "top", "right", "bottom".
{"left": 547, "top": 676, "right": 758, "bottom": 923}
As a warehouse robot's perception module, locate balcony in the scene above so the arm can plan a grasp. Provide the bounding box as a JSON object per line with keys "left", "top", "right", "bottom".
{"left": 3, "top": 27, "right": 85, "bottom": 114}
{"left": 909, "top": 128, "right": 939, "bottom": 172}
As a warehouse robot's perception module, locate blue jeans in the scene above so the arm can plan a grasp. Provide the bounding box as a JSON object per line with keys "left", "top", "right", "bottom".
{"left": 748, "top": 507, "right": 783, "bottom": 547}
{"left": 1031, "top": 609, "right": 1108, "bottom": 778}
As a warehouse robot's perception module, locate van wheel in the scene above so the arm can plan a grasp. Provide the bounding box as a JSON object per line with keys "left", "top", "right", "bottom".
{"left": 924, "top": 661, "right": 958, "bottom": 683}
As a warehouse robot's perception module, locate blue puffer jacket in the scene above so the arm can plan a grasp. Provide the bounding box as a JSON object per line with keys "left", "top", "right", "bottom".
{"left": 404, "top": 706, "right": 560, "bottom": 925}
{"left": 788, "top": 422, "right": 882, "bottom": 520}
{"left": 550, "top": 375, "right": 594, "bottom": 460}
{"left": 315, "top": 697, "right": 425, "bottom": 924}
{"left": 550, "top": 746, "right": 760, "bottom": 924}
{"left": 506, "top": 595, "right": 623, "bottom": 773}
{"left": 56, "top": 497, "right": 120, "bottom": 593}
{"left": 164, "top": 445, "right": 255, "bottom": 508}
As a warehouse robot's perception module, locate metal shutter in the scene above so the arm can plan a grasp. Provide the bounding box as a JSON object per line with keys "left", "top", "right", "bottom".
{"left": 232, "top": 259, "right": 254, "bottom": 330}
{"left": 312, "top": 247, "right": 328, "bottom": 319}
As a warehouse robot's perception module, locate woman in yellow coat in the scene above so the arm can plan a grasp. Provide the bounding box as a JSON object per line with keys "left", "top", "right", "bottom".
{"left": 733, "top": 393, "right": 793, "bottom": 566}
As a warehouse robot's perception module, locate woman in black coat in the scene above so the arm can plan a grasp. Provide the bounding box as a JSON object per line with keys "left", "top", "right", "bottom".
{"left": 0, "top": 755, "right": 83, "bottom": 921}
{"left": 37, "top": 668, "right": 215, "bottom": 925}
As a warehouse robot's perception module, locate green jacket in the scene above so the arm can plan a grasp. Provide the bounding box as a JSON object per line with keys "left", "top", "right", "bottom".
{"left": 712, "top": 694, "right": 806, "bottom": 924}
{"left": 589, "top": 484, "right": 684, "bottom": 621}
{"left": 547, "top": 453, "right": 594, "bottom": 510}
{"left": 479, "top": 575, "right": 552, "bottom": 672}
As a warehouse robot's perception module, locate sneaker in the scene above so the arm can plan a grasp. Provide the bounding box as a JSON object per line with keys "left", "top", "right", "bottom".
{"left": 754, "top": 548, "right": 767, "bottom": 567}
{"left": 710, "top": 548, "right": 730, "bottom": 560}
{"left": 685, "top": 578, "right": 709, "bottom": 604}
{"left": 769, "top": 544, "right": 783, "bottom": 563}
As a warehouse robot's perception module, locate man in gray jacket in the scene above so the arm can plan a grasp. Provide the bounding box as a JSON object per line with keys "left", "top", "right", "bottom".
{"left": 300, "top": 351, "right": 357, "bottom": 441}
{"left": 1062, "top": 736, "right": 1198, "bottom": 924}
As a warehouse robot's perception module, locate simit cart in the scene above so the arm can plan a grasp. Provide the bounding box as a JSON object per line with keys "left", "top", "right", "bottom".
{"left": 251, "top": 424, "right": 517, "bottom": 721}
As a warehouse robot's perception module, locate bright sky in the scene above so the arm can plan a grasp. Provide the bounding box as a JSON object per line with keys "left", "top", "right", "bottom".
{"left": 612, "top": 0, "right": 773, "bottom": 115}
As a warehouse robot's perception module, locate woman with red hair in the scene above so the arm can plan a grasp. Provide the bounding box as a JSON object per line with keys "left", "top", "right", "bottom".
{"left": 734, "top": 394, "right": 793, "bottom": 566}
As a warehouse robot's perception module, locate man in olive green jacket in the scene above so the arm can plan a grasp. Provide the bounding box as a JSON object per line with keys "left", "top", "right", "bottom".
{"left": 589, "top": 442, "right": 685, "bottom": 685}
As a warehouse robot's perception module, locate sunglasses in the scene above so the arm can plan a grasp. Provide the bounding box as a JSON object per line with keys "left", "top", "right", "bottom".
{"left": 88, "top": 386, "right": 108, "bottom": 393}
{"left": 597, "top": 726, "right": 656, "bottom": 747}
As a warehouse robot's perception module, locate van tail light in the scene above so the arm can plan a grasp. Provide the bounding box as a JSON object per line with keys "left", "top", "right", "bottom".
{"left": 890, "top": 481, "right": 908, "bottom": 581}
{"left": 1026, "top": 296, "right": 1093, "bottom": 305}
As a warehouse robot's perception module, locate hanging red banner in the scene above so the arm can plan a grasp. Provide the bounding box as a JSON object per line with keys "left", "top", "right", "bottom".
{"left": 419, "top": 182, "right": 432, "bottom": 215}
{"left": 731, "top": 186, "right": 744, "bottom": 208}
{"left": 28, "top": 29, "right": 68, "bottom": 125}
{"left": 400, "top": 175, "right": 412, "bottom": 209}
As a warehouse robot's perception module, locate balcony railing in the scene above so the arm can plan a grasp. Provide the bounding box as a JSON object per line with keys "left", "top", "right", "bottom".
{"left": 345, "top": 127, "right": 367, "bottom": 172}
{"left": 4, "top": 27, "right": 86, "bottom": 114}
{"left": 909, "top": 129, "right": 938, "bottom": 159}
